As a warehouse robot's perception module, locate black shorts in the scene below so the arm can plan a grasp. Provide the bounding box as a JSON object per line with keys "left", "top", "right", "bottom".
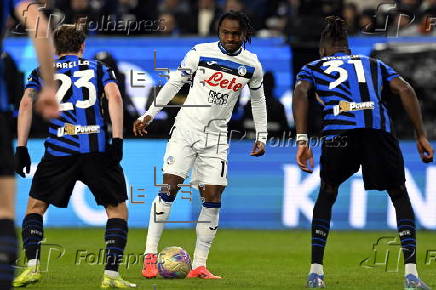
{"left": 0, "top": 112, "right": 14, "bottom": 176}
{"left": 30, "top": 152, "right": 128, "bottom": 208}
{"left": 320, "top": 128, "right": 406, "bottom": 190}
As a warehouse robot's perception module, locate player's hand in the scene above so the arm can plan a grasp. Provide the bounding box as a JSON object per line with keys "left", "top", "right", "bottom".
{"left": 15, "top": 146, "right": 31, "bottom": 178}
{"left": 416, "top": 136, "right": 434, "bottom": 163}
{"left": 296, "top": 143, "right": 314, "bottom": 173}
{"left": 35, "top": 86, "right": 60, "bottom": 119}
{"left": 250, "top": 141, "right": 265, "bottom": 157}
{"left": 108, "top": 138, "right": 123, "bottom": 163}
{"left": 133, "top": 115, "right": 152, "bottom": 136}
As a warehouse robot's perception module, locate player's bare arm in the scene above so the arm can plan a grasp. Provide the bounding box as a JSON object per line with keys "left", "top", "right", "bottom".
{"left": 292, "top": 80, "right": 314, "bottom": 173}
{"left": 390, "top": 77, "right": 434, "bottom": 163}
{"left": 105, "top": 82, "right": 124, "bottom": 163}
{"left": 15, "top": 88, "right": 35, "bottom": 177}
{"left": 105, "top": 82, "right": 123, "bottom": 139}
{"left": 15, "top": 1, "right": 59, "bottom": 119}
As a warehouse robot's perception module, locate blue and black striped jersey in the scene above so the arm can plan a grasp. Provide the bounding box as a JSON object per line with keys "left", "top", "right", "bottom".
{"left": 296, "top": 52, "right": 400, "bottom": 140}
{"left": 1, "top": 0, "right": 24, "bottom": 112}
{"left": 26, "top": 55, "right": 117, "bottom": 156}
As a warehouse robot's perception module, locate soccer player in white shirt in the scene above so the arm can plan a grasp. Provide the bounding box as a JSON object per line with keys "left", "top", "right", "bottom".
{"left": 134, "top": 11, "right": 268, "bottom": 279}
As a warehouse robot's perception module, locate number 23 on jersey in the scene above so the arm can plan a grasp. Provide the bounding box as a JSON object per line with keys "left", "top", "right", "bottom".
{"left": 55, "top": 69, "right": 96, "bottom": 111}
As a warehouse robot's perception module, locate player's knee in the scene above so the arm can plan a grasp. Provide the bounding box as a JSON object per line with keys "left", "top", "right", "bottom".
{"left": 25, "top": 198, "right": 48, "bottom": 216}
{"left": 159, "top": 184, "right": 179, "bottom": 197}
{"left": 162, "top": 174, "right": 184, "bottom": 196}
{"left": 169, "top": 184, "right": 181, "bottom": 196}
{"left": 159, "top": 182, "right": 181, "bottom": 196}
{"left": 387, "top": 184, "right": 409, "bottom": 202}
{"left": 106, "top": 202, "right": 128, "bottom": 220}
{"left": 201, "top": 186, "right": 224, "bottom": 203}
{"left": 318, "top": 182, "right": 338, "bottom": 205}
{"left": 320, "top": 181, "right": 338, "bottom": 194}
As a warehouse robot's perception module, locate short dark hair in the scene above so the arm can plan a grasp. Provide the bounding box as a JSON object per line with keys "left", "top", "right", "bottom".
{"left": 217, "top": 10, "right": 254, "bottom": 45}
{"left": 320, "top": 16, "right": 348, "bottom": 48}
{"left": 53, "top": 25, "right": 86, "bottom": 55}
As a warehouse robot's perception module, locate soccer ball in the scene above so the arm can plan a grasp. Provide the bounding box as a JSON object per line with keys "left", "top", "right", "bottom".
{"left": 157, "top": 246, "right": 192, "bottom": 278}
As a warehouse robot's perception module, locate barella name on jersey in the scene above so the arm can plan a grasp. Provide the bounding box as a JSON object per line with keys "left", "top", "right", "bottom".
{"left": 55, "top": 60, "right": 90, "bottom": 69}
{"left": 57, "top": 123, "right": 100, "bottom": 137}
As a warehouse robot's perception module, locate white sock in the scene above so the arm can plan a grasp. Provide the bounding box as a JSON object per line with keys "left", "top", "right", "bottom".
{"left": 405, "top": 263, "right": 418, "bottom": 277}
{"left": 192, "top": 205, "right": 220, "bottom": 269}
{"left": 27, "top": 259, "right": 39, "bottom": 267}
{"left": 145, "top": 195, "right": 173, "bottom": 254}
{"left": 104, "top": 270, "right": 119, "bottom": 278}
{"left": 309, "top": 264, "right": 324, "bottom": 275}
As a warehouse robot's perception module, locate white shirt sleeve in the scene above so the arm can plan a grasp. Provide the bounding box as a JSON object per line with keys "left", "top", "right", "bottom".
{"left": 248, "top": 58, "right": 268, "bottom": 144}
{"left": 141, "top": 47, "right": 199, "bottom": 120}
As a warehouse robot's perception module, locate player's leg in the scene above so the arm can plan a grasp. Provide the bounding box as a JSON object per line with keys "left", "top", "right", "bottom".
{"left": 21, "top": 198, "right": 48, "bottom": 265}
{"left": 100, "top": 202, "right": 135, "bottom": 288}
{"left": 145, "top": 173, "right": 185, "bottom": 255}
{"left": 143, "top": 127, "right": 196, "bottom": 277}
{"left": 0, "top": 177, "right": 17, "bottom": 290}
{"left": 14, "top": 155, "right": 78, "bottom": 287}
{"left": 187, "top": 184, "right": 223, "bottom": 279}
{"left": 81, "top": 152, "right": 134, "bottom": 287}
{"left": 308, "top": 133, "right": 360, "bottom": 288}
{"left": 310, "top": 181, "right": 338, "bottom": 271}
{"left": 187, "top": 132, "right": 227, "bottom": 279}
{"left": 13, "top": 197, "right": 48, "bottom": 288}
{"left": 387, "top": 185, "right": 416, "bottom": 267}
{"left": 142, "top": 173, "right": 185, "bottom": 278}
{"left": 360, "top": 129, "right": 429, "bottom": 289}
{"left": 0, "top": 113, "right": 18, "bottom": 290}
{"left": 308, "top": 180, "right": 340, "bottom": 288}
{"left": 387, "top": 185, "right": 430, "bottom": 289}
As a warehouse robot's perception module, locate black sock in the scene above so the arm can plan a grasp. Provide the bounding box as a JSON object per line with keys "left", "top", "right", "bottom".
{"left": 105, "top": 218, "right": 128, "bottom": 272}
{"left": 0, "top": 219, "right": 17, "bottom": 290}
{"left": 389, "top": 187, "right": 416, "bottom": 264}
{"left": 22, "top": 214, "right": 44, "bottom": 261}
{"left": 311, "top": 186, "right": 337, "bottom": 265}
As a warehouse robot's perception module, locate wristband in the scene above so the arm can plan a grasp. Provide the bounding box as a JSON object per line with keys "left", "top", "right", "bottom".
{"left": 138, "top": 114, "right": 153, "bottom": 123}
{"left": 138, "top": 114, "right": 146, "bottom": 122}
{"left": 296, "top": 134, "right": 308, "bottom": 143}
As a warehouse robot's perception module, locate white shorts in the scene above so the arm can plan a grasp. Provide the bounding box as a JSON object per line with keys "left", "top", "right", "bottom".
{"left": 162, "top": 126, "right": 228, "bottom": 187}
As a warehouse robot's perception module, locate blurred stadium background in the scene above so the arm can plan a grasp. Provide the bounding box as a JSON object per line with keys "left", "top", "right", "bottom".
{"left": 4, "top": 0, "right": 435, "bottom": 229}
{"left": 2, "top": 0, "right": 436, "bottom": 282}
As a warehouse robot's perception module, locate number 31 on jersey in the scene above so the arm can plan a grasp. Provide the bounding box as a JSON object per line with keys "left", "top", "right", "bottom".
{"left": 323, "top": 59, "right": 366, "bottom": 89}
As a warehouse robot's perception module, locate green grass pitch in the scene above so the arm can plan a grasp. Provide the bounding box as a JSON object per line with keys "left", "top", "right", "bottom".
{"left": 15, "top": 229, "right": 436, "bottom": 289}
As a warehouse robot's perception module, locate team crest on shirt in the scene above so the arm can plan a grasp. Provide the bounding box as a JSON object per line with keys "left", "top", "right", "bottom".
{"left": 166, "top": 156, "right": 175, "bottom": 165}
{"left": 238, "top": 65, "right": 247, "bottom": 76}
{"left": 333, "top": 101, "right": 375, "bottom": 116}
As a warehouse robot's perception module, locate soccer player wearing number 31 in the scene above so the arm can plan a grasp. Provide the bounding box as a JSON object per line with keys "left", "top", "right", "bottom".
{"left": 13, "top": 25, "right": 136, "bottom": 288}
{"left": 293, "top": 17, "right": 434, "bottom": 289}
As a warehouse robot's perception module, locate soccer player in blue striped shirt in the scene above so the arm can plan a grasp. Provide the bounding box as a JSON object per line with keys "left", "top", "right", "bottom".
{"left": 13, "top": 25, "right": 135, "bottom": 288}
{"left": 293, "top": 16, "right": 434, "bottom": 289}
